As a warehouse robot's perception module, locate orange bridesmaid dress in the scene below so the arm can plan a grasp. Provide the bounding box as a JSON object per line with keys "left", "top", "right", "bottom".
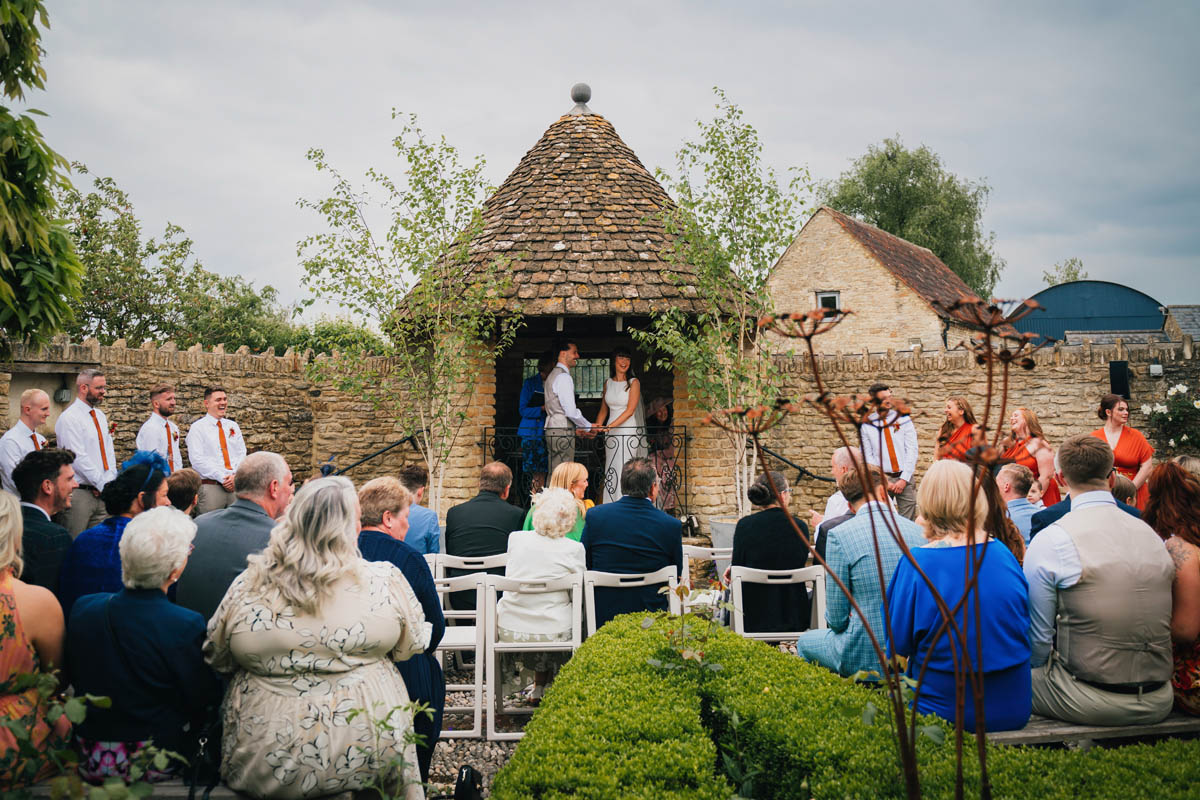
{"left": 1090, "top": 426, "right": 1154, "bottom": 510}
{"left": 1002, "top": 439, "right": 1062, "bottom": 507}
{"left": 939, "top": 423, "right": 976, "bottom": 462}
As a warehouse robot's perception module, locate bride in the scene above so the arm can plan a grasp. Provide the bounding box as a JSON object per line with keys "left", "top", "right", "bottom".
{"left": 595, "top": 348, "right": 646, "bottom": 504}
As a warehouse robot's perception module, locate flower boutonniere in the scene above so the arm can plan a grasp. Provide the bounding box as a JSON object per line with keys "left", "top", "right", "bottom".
{"left": 108, "top": 421, "right": 117, "bottom": 436}
{"left": 228, "top": 427, "right": 238, "bottom": 438}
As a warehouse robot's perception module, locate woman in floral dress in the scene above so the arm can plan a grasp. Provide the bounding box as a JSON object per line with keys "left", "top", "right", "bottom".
{"left": 205, "top": 477, "right": 429, "bottom": 799}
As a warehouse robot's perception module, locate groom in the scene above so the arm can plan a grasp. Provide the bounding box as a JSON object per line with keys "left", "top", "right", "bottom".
{"left": 544, "top": 338, "right": 595, "bottom": 473}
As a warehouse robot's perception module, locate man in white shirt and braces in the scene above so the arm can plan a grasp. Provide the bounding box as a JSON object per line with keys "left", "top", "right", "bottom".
{"left": 859, "top": 382, "right": 919, "bottom": 520}
{"left": 54, "top": 368, "right": 117, "bottom": 536}
{"left": 135, "top": 383, "right": 183, "bottom": 474}
{"left": 187, "top": 386, "right": 248, "bottom": 514}
{"left": 543, "top": 338, "right": 595, "bottom": 474}
{"left": 0, "top": 388, "right": 51, "bottom": 496}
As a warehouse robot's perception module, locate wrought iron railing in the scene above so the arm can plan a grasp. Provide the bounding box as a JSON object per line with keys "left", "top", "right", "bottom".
{"left": 482, "top": 426, "right": 688, "bottom": 515}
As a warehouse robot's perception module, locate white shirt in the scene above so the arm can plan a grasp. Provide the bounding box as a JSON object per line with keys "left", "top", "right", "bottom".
{"left": 860, "top": 410, "right": 919, "bottom": 482}
{"left": 186, "top": 414, "right": 247, "bottom": 481}
{"left": 20, "top": 501, "right": 50, "bottom": 521}
{"left": 548, "top": 362, "right": 591, "bottom": 431}
{"left": 54, "top": 398, "right": 117, "bottom": 490}
{"left": 136, "top": 412, "right": 183, "bottom": 472}
{"left": 0, "top": 420, "right": 47, "bottom": 495}
{"left": 823, "top": 490, "right": 849, "bottom": 519}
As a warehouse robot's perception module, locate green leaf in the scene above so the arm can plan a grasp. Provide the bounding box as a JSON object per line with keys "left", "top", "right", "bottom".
{"left": 64, "top": 697, "right": 87, "bottom": 723}
{"left": 919, "top": 724, "right": 946, "bottom": 745}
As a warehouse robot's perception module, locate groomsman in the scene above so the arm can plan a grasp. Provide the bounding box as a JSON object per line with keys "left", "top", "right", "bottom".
{"left": 859, "top": 382, "right": 919, "bottom": 520}
{"left": 54, "top": 369, "right": 117, "bottom": 536}
{"left": 135, "top": 384, "right": 183, "bottom": 473}
{"left": 0, "top": 388, "right": 51, "bottom": 495}
{"left": 187, "top": 386, "right": 247, "bottom": 514}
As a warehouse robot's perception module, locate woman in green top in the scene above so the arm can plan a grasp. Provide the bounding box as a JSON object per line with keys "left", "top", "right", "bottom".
{"left": 523, "top": 461, "right": 593, "bottom": 541}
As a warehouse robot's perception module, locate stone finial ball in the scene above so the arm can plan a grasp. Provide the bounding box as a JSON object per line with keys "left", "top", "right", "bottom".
{"left": 570, "top": 83, "right": 591, "bottom": 104}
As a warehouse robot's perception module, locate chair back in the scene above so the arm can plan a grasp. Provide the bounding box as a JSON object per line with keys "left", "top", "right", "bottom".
{"left": 483, "top": 574, "right": 584, "bottom": 650}
{"left": 729, "top": 565, "right": 827, "bottom": 639}
{"left": 584, "top": 566, "right": 680, "bottom": 637}
{"left": 436, "top": 552, "right": 508, "bottom": 579}
{"left": 423, "top": 552, "right": 438, "bottom": 576}
{"left": 434, "top": 573, "right": 487, "bottom": 625}
{"left": 681, "top": 545, "right": 732, "bottom": 590}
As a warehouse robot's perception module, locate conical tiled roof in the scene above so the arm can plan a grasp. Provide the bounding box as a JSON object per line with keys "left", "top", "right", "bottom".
{"left": 468, "top": 110, "right": 703, "bottom": 316}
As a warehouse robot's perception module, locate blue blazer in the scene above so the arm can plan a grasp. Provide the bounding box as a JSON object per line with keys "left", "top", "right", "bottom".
{"left": 1029, "top": 494, "right": 1141, "bottom": 539}
{"left": 581, "top": 496, "right": 683, "bottom": 630}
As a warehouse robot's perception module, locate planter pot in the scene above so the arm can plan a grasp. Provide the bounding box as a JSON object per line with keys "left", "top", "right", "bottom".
{"left": 708, "top": 515, "right": 740, "bottom": 576}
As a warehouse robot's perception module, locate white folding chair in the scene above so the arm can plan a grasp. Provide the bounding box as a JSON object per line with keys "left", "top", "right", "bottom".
{"left": 433, "top": 575, "right": 486, "bottom": 738}
{"left": 435, "top": 552, "right": 508, "bottom": 581}
{"left": 584, "top": 566, "right": 681, "bottom": 637}
{"left": 729, "top": 565, "right": 827, "bottom": 642}
{"left": 681, "top": 545, "right": 732, "bottom": 613}
{"left": 423, "top": 552, "right": 438, "bottom": 577}
{"left": 483, "top": 573, "right": 584, "bottom": 741}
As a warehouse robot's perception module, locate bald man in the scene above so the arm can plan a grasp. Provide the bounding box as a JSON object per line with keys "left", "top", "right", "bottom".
{"left": 0, "top": 388, "right": 50, "bottom": 495}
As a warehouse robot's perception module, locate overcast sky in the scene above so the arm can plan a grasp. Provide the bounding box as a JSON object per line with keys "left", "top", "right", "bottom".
{"left": 30, "top": 1, "right": 1199, "bottom": 317}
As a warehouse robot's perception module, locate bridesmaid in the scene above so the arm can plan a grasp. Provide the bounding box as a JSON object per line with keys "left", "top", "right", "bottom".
{"left": 937, "top": 396, "right": 978, "bottom": 462}
{"left": 1091, "top": 393, "right": 1154, "bottom": 510}
{"left": 1002, "top": 408, "right": 1061, "bottom": 507}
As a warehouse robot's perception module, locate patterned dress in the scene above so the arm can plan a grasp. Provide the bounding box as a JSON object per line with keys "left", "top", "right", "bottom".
{"left": 1003, "top": 439, "right": 1062, "bottom": 507}
{"left": 1174, "top": 640, "right": 1200, "bottom": 716}
{"left": 205, "top": 560, "right": 430, "bottom": 799}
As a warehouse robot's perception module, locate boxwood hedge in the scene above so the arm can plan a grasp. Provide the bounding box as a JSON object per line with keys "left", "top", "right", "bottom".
{"left": 491, "top": 614, "right": 1200, "bottom": 799}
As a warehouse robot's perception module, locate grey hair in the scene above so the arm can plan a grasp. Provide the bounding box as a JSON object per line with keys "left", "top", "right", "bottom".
{"left": 119, "top": 506, "right": 196, "bottom": 589}
{"left": 0, "top": 492, "right": 23, "bottom": 578}
{"left": 235, "top": 451, "right": 290, "bottom": 498}
{"left": 242, "top": 476, "right": 363, "bottom": 615}
{"left": 832, "top": 446, "right": 862, "bottom": 471}
{"left": 76, "top": 368, "right": 104, "bottom": 387}
{"left": 530, "top": 487, "right": 578, "bottom": 539}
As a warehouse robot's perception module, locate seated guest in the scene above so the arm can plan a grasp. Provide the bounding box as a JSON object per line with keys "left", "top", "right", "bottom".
{"left": 1026, "top": 480, "right": 1045, "bottom": 509}
{"left": 444, "top": 462, "right": 525, "bottom": 611}
{"left": 1111, "top": 474, "right": 1137, "bottom": 507}
{"left": 887, "top": 460, "right": 1032, "bottom": 732}
{"left": 66, "top": 507, "right": 222, "bottom": 782}
{"left": 1028, "top": 454, "right": 1141, "bottom": 539}
{"left": 997, "top": 463, "right": 1037, "bottom": 544}
{"left": 206, "top": 477, "right": 429, "bottom": 799}
{"left": 814, "top": 507, "right": 854, "bottom": 561}
{"left": 730, "top": 471, "right": 813, "bottom": 633}
{"left": 521, "top": 461, "right": 593, "bottom": 542}
{"left": 1174, "top": 454, "right": 1200, "bottom": 479}
{"left": 796, "top": 465, "right": 925, "bottom": 678}
{"left": 1024, "top": 434, "right": 1175, "bottom": 725}
{"left": 166, "top": 467, "right": 201, "bottom": 515}
{"left": 497, "top": 488, "right": 586, "bottom": 704}
{"left": 176, "top": 452, "right": 293, "bottom": 622}
{"left": 11, "top": 448, "right": 77, "bottom": 593}
{"left": 356, "top": 476, "right": 445, "bottom": 782}
{"left": 57, "top": 452, "right": 170, "bottom": 617}
{"left": 811, "top": 447, "right": 861, "bottom": 527}
{"left": 581, "top": 458, "right": 683, "bottom": 630}
{"left": 0, "top": 491, "right": 71, "bottom": 787}
{"left": 1142, "top": 463, "right": 1200, "bottom": 715}
{"left": 978, "top": 466, "right": 1025, "bottom": 564}
{"left": 399, "top": 464, "right": 441, "bottom": 555}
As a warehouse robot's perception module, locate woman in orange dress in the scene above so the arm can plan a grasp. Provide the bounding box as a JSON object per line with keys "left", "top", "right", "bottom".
{"left": 1001, "top": 407, "right": 1061, "bottom": 507}
{"left": 937, "top": 396, "right": 978, "bottom": 462}
{"left": 1091, "top": 393, "right": 1154, "bottom": 510}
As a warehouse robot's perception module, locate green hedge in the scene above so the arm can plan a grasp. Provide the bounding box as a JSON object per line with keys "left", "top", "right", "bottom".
{"left": 492, "top": 615, "right": 1200, "bottom": 800}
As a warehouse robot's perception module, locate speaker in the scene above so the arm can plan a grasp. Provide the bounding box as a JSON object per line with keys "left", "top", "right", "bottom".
{"left": 1109, "top": 360, "right": 1131, "bottom": 399}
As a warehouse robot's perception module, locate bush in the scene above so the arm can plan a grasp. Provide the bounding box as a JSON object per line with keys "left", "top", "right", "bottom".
{"left": 493, "top": 614, "right": 1200, "bottom": 799}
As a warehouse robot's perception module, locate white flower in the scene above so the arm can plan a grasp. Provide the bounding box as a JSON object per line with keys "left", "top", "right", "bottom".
{"left": 1194, "top": 400, "right": 1200, "bottom": 410}
{"left": 1169, "top": 439, "right": 1176, "bottom": 447}
{"left": 1183, "top": 434, "right": 1190, "bottom": 441}
{"left": 1168, "top": 387, "right": 1178, "bottom": 397}
{"left": 1141, "top": 404, "right": 1152, "bottom": 415}
{"left": 1155, "top": 403, "right": 1169, "bottom": 414}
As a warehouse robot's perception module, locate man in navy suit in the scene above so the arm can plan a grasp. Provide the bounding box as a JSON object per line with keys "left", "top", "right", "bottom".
{"left": 1029, "top": 465, "right": 1140, "bottom": 539}
{"left": 582, "top": 457, "right": 683, "bottom": 630}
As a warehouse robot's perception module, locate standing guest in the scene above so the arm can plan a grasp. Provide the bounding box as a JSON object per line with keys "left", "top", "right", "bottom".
{"left": 518, "top": 354, "right": 555, "bottom": 494}
{"left": 11, "top": 448, "right": 77, "bottom": 593}
{"left": 165, "top": 468, "right": 201, "bottom": 515}
{"left": 497, "top": 488, "right": 586, "bottom": 705}
{"left": 811, "top": 447, "right": 863, "bottom": 528}
{"left": 65, "top": 507, "right": 222, "bottom": 782}
{"left": 57, "top": 452, "right": 170, "bottom": 617}
{"left": 1091, "top": 393, "right": 1154, "bottom": 510}
{"left": 186, "top": 386, "right": 247, "bottom": 515}
{"left": 887, "top": 460, "right": 1032, "bottom": 732}
{"left": 399, "top": 464, "right": 441, "bottom": 556}
{"left": 646, "top": 398, "right": 679, "bottom": 514}
{"left": 134, "top": 384, "right": 183, "bottom": 474}
{"left": 860, "top": 383, "right": 919, "bottom": 520}
{"left": 444, "top": 462, "right": 525, "bottom": 611}
{"left": 0, "top": 389, "right": 50, "bottom": 496}
{"left": 1141, "top": 463, "right": 1200, "bottom": 715}
{"left": 521, "top": 461, "right": 593, "bottom": 542}
{"left": 936, "top": 396, "right": 978, "bottom": 462}
{"left": 1029, "top": 455, "right": 1141, "bottom": 539}
{"left": 595, "top": 347, "right": 645, "bottom": 504}
{"left": 1111, "top": 474, "right": 1137, "bottom": 507}
{"left": 175, "top": 452, "right": 293, "bottom": 623}
{"left": 356, "top": 477, "right": 445, "bottom": 783}
{"left": 997, "top": 463, "right": 1037, "bottom": 544}
{"left": 1002, "top": 407, "right": 1061, "bottom": 507}
{"left": 730, "top": 472, "right": 813, "bottom": 634}
{"left": 796, "top": 465, "right": 926, "bottom": 678}
{"left": 543, "top": 339, "right": 595, "bottom": 474}
{"left": 1024, "top": 434, "right": 1174, "bottom": 725}
{"left": 54, "top": 369, "right": 117, "bottom": 536}
{"left": 581, "top": 458, "right": 683, "bottom": 630}
{"left": 205, "top": 477, "right": 429, "bottom": 799}
{"left": 0, "top": 492, "right": 72, "bottom": 788}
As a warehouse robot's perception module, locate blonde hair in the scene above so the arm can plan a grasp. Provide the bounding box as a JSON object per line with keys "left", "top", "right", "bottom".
{"left": 545, "top": 461, "right": 588, "bottom": 519}
{"left": 358, "top": 476, "right": 411, "bottom": 527}
{"left": 917, "top": 460, "right": 988, "bottom": 541}
{"left": 0, "top": 492, "right": 22, "bottom": 578}
{"left": 242, "top": 476, "right": 364, "bottom": 616}
{"left": 529, "top": 487, "right": 578, "bottom": 539}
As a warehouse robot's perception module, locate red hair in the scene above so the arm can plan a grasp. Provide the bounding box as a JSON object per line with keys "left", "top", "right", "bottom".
{"left": 1143, "top": 462, "right": 1200, "bottom": 547}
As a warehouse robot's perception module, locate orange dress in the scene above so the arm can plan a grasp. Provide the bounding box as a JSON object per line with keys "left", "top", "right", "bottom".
{"left": 0, "top": 569, "right": 72, "bottom": 786}
{"left": 1002, "top": 439, "right": 1062, "bottom": 507}
{"left": 1090, "top": 426, "right": 1154, "bottom": 510}
{"left": 939, "top": 423, "right": 976, "bottom": 462}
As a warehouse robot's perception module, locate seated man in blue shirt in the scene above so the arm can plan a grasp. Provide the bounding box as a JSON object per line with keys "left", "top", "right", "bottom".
{"left": 399, "top": 464, "right": 441, "bottom": 555}
{"left": 997, "top": 463, "right": 1037, "bottom": 544}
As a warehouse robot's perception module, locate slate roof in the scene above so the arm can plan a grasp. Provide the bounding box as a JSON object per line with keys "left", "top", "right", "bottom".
{"left": 466, "top": 111, "right": 704, "bottom": 316}
{"left": 1168, "top": 305, "right": 1200, "bottom": 338}
{"left": 1063, "top": 330, "right": 1170, "bottom": 345}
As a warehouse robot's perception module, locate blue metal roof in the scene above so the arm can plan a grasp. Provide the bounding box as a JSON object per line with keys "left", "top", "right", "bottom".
{"left": 1013, "top": 280, "right": 1165, "bottom": 342}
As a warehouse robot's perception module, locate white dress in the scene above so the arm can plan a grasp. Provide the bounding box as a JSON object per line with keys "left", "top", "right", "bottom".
{"left": 601, "top": 378, "right": 646, "bottom": 504}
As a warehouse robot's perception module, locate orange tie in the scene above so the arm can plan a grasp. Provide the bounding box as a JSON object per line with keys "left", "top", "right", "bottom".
{"left": 165, "top": 420, "right": 175, "bottom": 470}
{"left": 90, "top": 409, "right": 110, "bottom": 471}
{"left": 882, "top": 418, "right": 900, "bottom": 473}
{"left": 30, "top": 433, "right": 40, "bottom": 451}
{"left": 217, "top": 420, "right": 232, "bottom": 471}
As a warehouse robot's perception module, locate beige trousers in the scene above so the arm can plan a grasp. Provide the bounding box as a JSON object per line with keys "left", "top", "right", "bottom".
{"left": 546, "top": 428, "right": 576, "bottom": 474}
{"left": 1031, "top": 653, "right": 1173, "bottom": 726}
{"left": 63, "top": 487, "right": 108, "bottom": 538}
{"left": 196, "top": 483, "right": 235, "bottom": 515}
